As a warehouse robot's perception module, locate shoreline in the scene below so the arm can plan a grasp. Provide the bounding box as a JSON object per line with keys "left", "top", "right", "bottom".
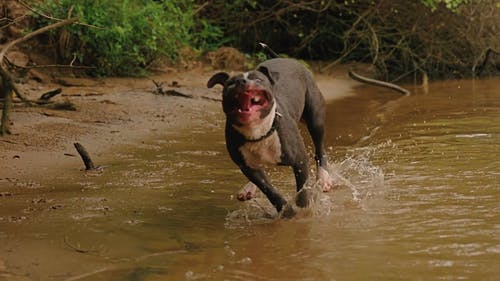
{"left": 0, "top": 66, "right": 359, "bottom": 183}
{"left": 0, "top": 69, "right": 221, "bottom": 180}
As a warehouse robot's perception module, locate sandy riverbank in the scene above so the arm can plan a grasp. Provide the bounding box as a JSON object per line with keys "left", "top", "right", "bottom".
{"left": 0, "top": 65, "right": 360, "bottom": 183}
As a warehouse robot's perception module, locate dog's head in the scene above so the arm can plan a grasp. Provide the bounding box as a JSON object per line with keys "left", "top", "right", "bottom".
{"left": 207, "top": 66, "right": 278, "bottom": 126}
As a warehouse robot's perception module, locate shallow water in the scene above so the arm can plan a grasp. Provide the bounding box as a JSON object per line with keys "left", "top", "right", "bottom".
{"left": 1, "top": 78, "right": 499, "bottom": 280}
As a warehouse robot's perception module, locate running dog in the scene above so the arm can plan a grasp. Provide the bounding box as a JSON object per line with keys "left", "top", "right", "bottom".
{"left": 207, "top": 57, "right": 333, "bottom": 215}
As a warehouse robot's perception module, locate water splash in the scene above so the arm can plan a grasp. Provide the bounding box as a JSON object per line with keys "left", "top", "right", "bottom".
{"left": 225, "top": 142, "right": 388, "bottom": 226}
{"left": 331, "top": 142, "right": 388, "bottom": 203}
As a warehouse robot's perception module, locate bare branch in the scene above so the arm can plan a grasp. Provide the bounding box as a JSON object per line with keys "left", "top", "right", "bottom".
{"left": 0, "top": 17, "right": 78, "bottom": 60}
{"left": 194, "top": 2, "right": 210, "bottom": 15}
{"left": 0, "top": 13, "right": 29, "bottom": 30}
{"left": 1, "top": 17, "right": 78, "bottom": 135}
{"left": 15, "top": 0, "right": 104, "bottom": 29}
{"left": 21, "top": 64, "right": 96, "bottom": 70}
{"left": 16, "top": 0, "right": 60, "bottom": 22}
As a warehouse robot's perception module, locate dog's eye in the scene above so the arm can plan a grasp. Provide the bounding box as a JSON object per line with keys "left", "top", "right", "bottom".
{"left": 255, "top": 78, "right": 263, "bottom": 83}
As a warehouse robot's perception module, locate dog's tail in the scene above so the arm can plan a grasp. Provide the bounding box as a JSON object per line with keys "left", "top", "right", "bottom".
{"left": 259, "top": 42, "right": 280, "bottom": 59}
{"left": 259, "top": 42, "right": 410, "bottom": 96}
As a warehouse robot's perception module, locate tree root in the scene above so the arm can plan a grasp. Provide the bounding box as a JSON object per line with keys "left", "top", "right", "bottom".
{"left": 0, "top": 17, "right": 78, "bottom": 136}
{"left": 348, "top": 70, "right": 410, "bottom": 96}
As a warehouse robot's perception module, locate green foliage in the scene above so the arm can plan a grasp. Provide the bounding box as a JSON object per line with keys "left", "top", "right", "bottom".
{"left": 420, "top": 0, "right": 468, "bottom": 11}
{"left": 192, "top": 19, "right": 227, "bottom": 51}
{"left": 30, "top": 0, "right": 497, "bottom": 78}
{"left": 35, "top": 0, "right": 223, "bottom": 76}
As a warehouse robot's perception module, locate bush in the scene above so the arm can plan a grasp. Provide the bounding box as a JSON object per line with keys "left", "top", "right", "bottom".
{"left": 35, "top": 0, "right": 223, "bottom": 76}
{"left": 198, "top": 0, "right": 499, "bottom": 79}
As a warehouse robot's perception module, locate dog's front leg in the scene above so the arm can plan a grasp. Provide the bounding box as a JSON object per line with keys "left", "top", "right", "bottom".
{"left": 240, "top": 167, "right": 287, "bottom": 213}
{"left": 293, "top": 161, "right": 313, "bottom": 208}
{"left": 292, "top": 161, "right": 308, "bottom": 192}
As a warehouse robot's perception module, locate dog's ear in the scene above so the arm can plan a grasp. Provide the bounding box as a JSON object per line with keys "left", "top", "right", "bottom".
{"left": 257, "top": 66, "right": 279, "bottom": 85}
{"left": 207, "top": 72, "right": 229, "bottom": 88}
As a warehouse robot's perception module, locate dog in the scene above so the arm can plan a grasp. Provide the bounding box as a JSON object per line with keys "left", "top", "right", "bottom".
{"left": 207, "top": 57, "right": 333, "bottom": 215}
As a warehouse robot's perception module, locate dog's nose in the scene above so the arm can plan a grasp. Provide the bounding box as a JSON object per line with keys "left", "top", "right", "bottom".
{"left": 236, "top": 78, "right": 246, "bottom": 87}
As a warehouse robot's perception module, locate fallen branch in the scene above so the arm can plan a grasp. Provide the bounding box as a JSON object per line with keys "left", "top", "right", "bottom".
{"left": 152, "top": 80, "right": 192, "bottom": 98}
{"left": 152, "top": 80, "right": 221, "bottom": 102}
{"left": 38, "top": 88, "right": 62, "bottom": 102}
{"left": 348, "top": 70, "right": 410, "bottom": 96}
{"left": 164, "top": 89, "right": 193, "bottom": 99}
{"left": 73, "top": 142, "right": 99, "bottom": 171}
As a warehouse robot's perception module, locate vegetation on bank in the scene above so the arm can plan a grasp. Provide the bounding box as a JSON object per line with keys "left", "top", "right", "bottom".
{"left": 11, "top": 0, "right": 500, "bottom": 78}
{"left": 0, "top": 0, "right": 498, "bottom": 136}
{"left": 198, "top": 0, "right": 498, "bottom": 80}
{"left": 33, "top": 0, "right": 223, "bottom": 76}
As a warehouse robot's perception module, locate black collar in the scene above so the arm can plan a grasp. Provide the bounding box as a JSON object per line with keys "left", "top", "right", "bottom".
{"left": 244, "top": 112, "right": 281, "bottom": 143}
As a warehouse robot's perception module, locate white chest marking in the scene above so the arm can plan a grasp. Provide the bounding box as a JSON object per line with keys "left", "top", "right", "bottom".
{"left": 239, "top": 133, "right": 282, "bottom": 169}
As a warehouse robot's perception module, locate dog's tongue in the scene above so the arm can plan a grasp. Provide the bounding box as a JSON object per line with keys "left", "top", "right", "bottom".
{"left": 239, "top": 92, "right": 252, "bottom": 111}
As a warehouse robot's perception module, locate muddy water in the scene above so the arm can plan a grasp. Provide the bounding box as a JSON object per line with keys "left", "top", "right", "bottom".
{"left": 1, "top": 78, "right": 499, "bottom": 280}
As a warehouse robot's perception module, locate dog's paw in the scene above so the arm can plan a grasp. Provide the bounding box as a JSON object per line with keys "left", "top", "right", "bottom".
{"left": 295, "top": 187, "right": 312, "bottom": 208}
{"left": 321, "top": 181, "right": 333, "bottom": 193}
{"left": 237, "top": 182, "right": 257, "bottom": 201}
{"left": 317, "top": 167, "right": 333, "bottom": 192}
{"left": 279, "top": 204, "right": 296, "bottom": 219}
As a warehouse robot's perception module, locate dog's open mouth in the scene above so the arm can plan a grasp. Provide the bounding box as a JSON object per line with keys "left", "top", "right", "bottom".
{"left": 235, "top": 89, "right": 270, "bottom": 123}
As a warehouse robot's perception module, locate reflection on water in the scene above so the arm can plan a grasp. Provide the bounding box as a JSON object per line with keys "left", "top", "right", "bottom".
{"left": 1, "top": 78, "right": 499, "bottom": 280}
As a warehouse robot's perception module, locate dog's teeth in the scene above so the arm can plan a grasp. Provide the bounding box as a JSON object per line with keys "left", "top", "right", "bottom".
{"left": 252, "top": 97, "right": 261, "bottom": 103}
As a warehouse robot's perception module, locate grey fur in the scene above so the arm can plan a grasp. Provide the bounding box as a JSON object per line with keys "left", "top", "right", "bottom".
{"left": 208, "top": 58, "right": 329, "bottom": 214}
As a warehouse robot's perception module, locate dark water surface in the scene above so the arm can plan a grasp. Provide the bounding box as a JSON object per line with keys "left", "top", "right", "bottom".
{"left": 1, "top": 78, "right": 499, "bottom": 280}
